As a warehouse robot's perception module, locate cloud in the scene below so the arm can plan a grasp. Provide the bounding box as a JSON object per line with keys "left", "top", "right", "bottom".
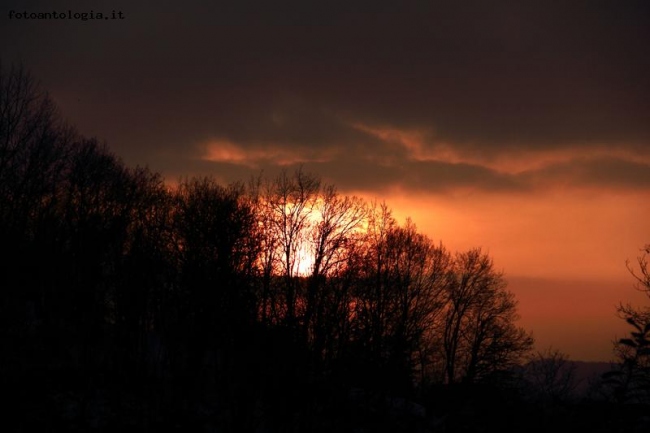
{"left": 187, "top": 126, "right": 650, "bottom": 195}
{"left": 522, "top": 156, "right": 650, "bottom": 191}
{"left": 202, "top": 138, "right": 335, "bottom": 167}
{"left": 2, "top": 0, "right": 648, "bottom": 194}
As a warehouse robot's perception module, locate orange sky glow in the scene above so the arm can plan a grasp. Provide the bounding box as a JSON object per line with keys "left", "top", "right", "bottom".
{"left": 198, "top": 133, "right": 650, "bottom": 361}
{"left": 374, "top": 188, "right": 649, "bottom": 361}
{"left": 185, "top": 128, "right": 650, "bottom": 361}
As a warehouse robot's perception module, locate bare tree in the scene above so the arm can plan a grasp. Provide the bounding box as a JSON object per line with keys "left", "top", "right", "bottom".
{"left": 601, "top": 317, "right": 650, "bottom": 404}
{"left": 618, "top": 244, "right": 650, "bottom": 325}
{"left": 627, "top": 244, "right": 650, "bottom": 296}
{"left": 524, "top": 348, "right": 578, "bottom": 404}
{"left": 345, "top": 208, "right": 451, "bottom": 389}
{"left": 248, "top": 174, "right": 281, "bottom": 324}
{"left": 352, "top": 202, "right": 397, "bottom": 365}
{"left": 383, "top": 220, "right": 452, "bottom": 389}
{"left": 416, "top": 242, "right": 454, "bottom": 384}
{"left": 0, "top": 62, "right": 74, "bottom": 236}
{"left": 173, "top": 177, "right": 258, "bottom": 329}
{"left": 264, "top": 168, "right": 320, "bottom": 329}
{"left": 602, "top": 244, "right": 650, "bottom": 403}
{"left": 441, "top": 248, "right": 533, "bottom": 384}
{"left": 304, "top": 185, "right": 366, "bottom": 362}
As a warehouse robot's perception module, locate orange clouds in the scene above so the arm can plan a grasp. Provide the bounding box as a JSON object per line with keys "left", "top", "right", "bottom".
{"left": 351, "top": 121, "right": 650, "bottom": 183}
{"left": 202, "top": 139, "right": 335, "bottom": 167}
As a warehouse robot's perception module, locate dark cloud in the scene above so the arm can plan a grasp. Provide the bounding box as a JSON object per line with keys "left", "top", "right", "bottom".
{"left": 522, "top": 156, "right": 650, "bottom": 191}
{"left": 163, "top": 148, "right": 650, "bottom": 195}
{"left": 313, "top": 158, "right": 526, "bottom": 194}
{"left": 2, "top": 0, "right": 649, "bottom": 192}
{"left": 157, "top": 154, "right": 525, "bottom": 194}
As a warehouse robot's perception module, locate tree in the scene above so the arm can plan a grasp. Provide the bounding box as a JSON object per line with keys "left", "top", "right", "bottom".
{"left": 627, "top": 245, "right": 650, "bottom": 296}
{"left": 172, "top": 176, "right": 259, "bottom": 337}
{"left": 372, "top": 218, "right": 449, "bottom": 390}
{"left": 263, "top": 168, "right": 320, "bottom": 330}
{"left": 111, "top": 165, "right": 174, "bottom": 381}
{"left": 524, "top": 348, "right": 578, "bottom": 404}
{"left": 440, "top": 248, "right": 533, "bottom": 384}
{"left": 304, "top": 184, "right": 366, "bottom": 365}
{"left": 344, "top": 207, "right": 451, "bottom": 391}
{"left": 0, "top": 62, "right": 75, "bottom": 241}
{"left": 248, "top": 174, "right": 281, "bottom": 325}
{"left": 348, "top": 202, "right": 398, "bottom": 379}
{"left": 602, "top": 244, "right": 650, "bottom": 403}
{"left": 602, "top": 317, "right": 650, "bottom": 404}
{"left": 0, "top": 61, "right": 74, "bottom": 315}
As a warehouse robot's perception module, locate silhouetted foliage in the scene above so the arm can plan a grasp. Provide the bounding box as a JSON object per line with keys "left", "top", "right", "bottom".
{"left": 438, "top": 248, "right": 534, "bottom": 384}
{"left": 601, "top": 318, "right": 650, "bottom": 404}
{"left": 598, "top": 244, "right": 650, "bottom": 406}
{"left": 523, "top": 348, "right": 578, "bottom": 405}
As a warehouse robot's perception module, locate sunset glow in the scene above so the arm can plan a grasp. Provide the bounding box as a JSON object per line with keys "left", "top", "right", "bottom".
{"left": 5, "top": 0, "right": 648, "bottom": 363}
{"left": 5, "top": 2, "right": 650, "bottom": 430}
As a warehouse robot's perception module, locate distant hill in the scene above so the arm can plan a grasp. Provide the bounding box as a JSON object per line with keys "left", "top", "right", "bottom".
{"left": 571, "top": 361, "right": 613, "bottom": 396}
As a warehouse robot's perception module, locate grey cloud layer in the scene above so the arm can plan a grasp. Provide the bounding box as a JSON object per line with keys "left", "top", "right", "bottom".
{"left": 162, "top": 144, "right": 650, "bottom": 195}
{"left": 2, "top": 0, "right": 648, "bottom": 192}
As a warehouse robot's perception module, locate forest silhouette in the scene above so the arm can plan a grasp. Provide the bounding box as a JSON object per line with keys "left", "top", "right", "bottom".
{"left": 1, "top": 62, "right": 649, "bottom": 432}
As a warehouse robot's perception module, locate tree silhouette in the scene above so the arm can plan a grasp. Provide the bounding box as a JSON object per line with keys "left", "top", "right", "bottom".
{"left": 0, "top": 62, "right": 73, "bottom": 235}
{"left": 304, "top": 184, "right": 366, "bottom": 368}
{"left": 602, "top": 245, "right": 650, "bottom": 404}
{"left": 524, "top": 348, "right": 578, "bottom": 405}
{"left": 602, "top": 318, "right": 650, "bottom": 404}
{"left": 440, "top": 248, "right": 533, "bottom": 384}
{"left": 0, "top": 63, "right": 79, "bottom": 399}
{"left": 264, "top": 168, "right": 320, "bottom": 331}
{"left": 1, "top": 60, "right": 560, "bottom": 432}
{"left": 347, "top": 202, "right": 398, "bottom": 387}
{"left": 0, "top": 63, "right": 73, "bottom": 341}
{"left": 172, "top": 177, "right": 258, "bottom": 344}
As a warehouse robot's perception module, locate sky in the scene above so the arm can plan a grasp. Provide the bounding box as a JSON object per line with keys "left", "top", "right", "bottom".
{"left": 2, "top": 0, "right": 649, "bottom": 361}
